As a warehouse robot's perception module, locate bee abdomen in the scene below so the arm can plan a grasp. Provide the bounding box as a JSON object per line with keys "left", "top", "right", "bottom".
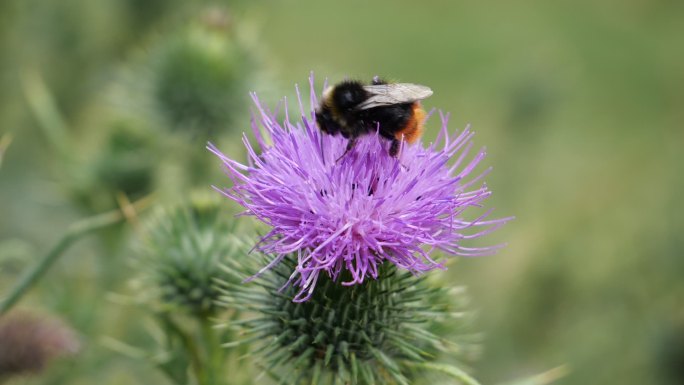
{"left": 393, "top": 103, "right": 426, "bottom": 144}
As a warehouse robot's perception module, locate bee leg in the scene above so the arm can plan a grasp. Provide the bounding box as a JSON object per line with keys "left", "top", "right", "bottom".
{"left": 336, "top": 138, "right": 357, "bottom": 162}
{"left": 389, "top": 139, "right": 401, "bottom": 157}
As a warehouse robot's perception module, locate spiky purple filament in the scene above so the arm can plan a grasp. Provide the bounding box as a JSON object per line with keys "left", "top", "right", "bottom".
{"left": 209, "top": 75, "right": 509, "bottom": 301}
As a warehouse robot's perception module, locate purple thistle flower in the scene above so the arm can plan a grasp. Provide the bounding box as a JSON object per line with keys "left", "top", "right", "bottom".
{"left": 209, "top": 75, "right": 510, "bottom": 302}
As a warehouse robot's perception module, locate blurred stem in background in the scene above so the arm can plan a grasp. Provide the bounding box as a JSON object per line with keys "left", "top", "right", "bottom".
{"left": 199, "top": 318, "right": 223, "bottom": 385}
{"left": 0, "top": 133, "right": 12, "bottom": 169}
{"left": 21, "top": 70, "right": 73, "bottom": 162}
{"left": 0, "top": 194, "right": 154, "bottom": 314}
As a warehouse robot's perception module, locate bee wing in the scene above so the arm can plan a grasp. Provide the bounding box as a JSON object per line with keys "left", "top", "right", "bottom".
{"left": 357, "top": 83, "right": 433, "bottom": 110}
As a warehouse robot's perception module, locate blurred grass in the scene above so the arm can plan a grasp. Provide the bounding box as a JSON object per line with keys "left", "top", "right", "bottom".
{"left": 0, "top": 0, "right": 683, "bottom": 384}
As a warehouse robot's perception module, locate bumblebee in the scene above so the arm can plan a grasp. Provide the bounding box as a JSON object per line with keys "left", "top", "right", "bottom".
{"left": 315, "top": 78, "right": 433, "bottom": 158}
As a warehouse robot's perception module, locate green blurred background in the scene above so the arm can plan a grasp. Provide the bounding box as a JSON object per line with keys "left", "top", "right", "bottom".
{"left": 1, "top": 0, "right": 682, "bottom": 384}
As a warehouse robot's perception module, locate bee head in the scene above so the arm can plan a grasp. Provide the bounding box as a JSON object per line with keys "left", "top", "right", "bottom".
{"left": 332, "top": 81, "right": 368, "bottom": 112}
{"left": 315, "top": 98, "right": 340, "bottom": 135}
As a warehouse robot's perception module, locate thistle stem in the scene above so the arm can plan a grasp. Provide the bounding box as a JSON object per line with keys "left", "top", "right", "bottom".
{"left": 157, "top": 313, "right": 205, "bottom": 385}
{"left": 0, "top": 195, "right": 153, "bottom": 314}
{"left": 200, "top": 318, "right": 223, "bottom": 385}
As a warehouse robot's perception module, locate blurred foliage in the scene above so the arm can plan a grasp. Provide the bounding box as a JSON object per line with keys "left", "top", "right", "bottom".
{"left": 0, "top": 0, "right": 682, "bottom": 384}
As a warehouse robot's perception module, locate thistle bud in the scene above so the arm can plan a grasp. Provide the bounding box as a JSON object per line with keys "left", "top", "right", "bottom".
{"left": 0, "top": 311, "right": 80, "bottom": 379}
{"left": 218, "top": 256, "right": 479, "bottom": 384}
{"left": 135, "top": 195, "right": 248, "bottom": 317}
{"left": 71, "top": 120, "right": 155, "bottom": 211}
{"left": 154, "top": 9, "right": 252, "bottom": 138}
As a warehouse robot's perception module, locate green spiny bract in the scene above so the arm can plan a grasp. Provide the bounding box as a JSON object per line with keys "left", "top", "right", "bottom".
{"left": 136, "top": 196, "right": 249, "bottom": 317}
{"left": 217, "top": 256, "right": 480, "bottom": 385}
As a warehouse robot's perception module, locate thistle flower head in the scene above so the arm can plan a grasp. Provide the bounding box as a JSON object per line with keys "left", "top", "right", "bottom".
{"left": 135, "top": 195, "right": 248, "bottom": 316}
{"left": 210, "top": 75, "right": 508, "bottom": 301}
